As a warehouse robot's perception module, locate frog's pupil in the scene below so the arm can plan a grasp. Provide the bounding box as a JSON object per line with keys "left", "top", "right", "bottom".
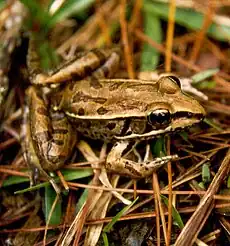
{"left": 148, "top": 110, "right": 171, "bottom": 126}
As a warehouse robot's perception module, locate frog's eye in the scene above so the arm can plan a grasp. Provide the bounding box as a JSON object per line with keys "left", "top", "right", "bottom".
{"left": 147, "top": 109, "right": 171, "bottom": 126}
{"left": 168, "top": 76, "right": 181, "bottom": 88}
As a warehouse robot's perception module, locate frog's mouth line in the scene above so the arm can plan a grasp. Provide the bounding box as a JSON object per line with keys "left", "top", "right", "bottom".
{"left": 115, "top": 112, "right": 204, "bottom": 141}
{"left": 65, "top": 111, "right": 205, "bottom": 120}
{"left": 173, "top": 112, "right": 205, "bottom": 120}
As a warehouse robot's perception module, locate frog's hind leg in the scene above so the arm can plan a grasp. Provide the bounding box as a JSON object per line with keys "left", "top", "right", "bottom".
{"left": 89, "top": 47, "right": 121, "bottom": 79}
{"left": 21, "top": 104, "right": 61, "bottom": 194}
{"left": 28, "top": 37, "right": 120, "bottom": 85}
{"left": 106, "top": 141, "right": 177, "bottom": 178}
{"left": 21, "top": 87, "right": 77, "bottom": 193}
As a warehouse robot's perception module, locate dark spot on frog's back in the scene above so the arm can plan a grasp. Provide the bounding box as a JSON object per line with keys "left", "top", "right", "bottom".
{"left": 97, "top": 107, "right": 109, "bottom": 115}
{"left": 78, "top": 108, "right": 85, "bottom": 115}
{"left": 70, "top": 71, "right": 83, "bottom": 81}
{"left": 37, "top": 106, "right": 48, "bottom": 116}
{"left": 94, "top": 97, "right": 107, "bottom": 104}
{"left": 84, "top": 65, "right": 93, "bottom": 75}
{"left": 109, "top": 82, "right": 123, "bottom": 91}
{"left": 73, "top": 91, "right": 106, "bottom": 104}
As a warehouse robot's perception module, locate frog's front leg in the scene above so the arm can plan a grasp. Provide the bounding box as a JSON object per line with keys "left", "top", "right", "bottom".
{"left": 106, "top": 141, "right": 177, "bottom": 178}
{"left": 21, "top": 87, "right": 77, "bottom": 192}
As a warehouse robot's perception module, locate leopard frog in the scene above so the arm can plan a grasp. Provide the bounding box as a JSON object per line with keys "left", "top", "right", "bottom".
{"left": 21, "top": 42, "right": 206, "bottom": 190}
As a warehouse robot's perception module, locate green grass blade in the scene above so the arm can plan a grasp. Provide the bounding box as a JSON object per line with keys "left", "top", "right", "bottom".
{"left": 204, "top": 118, "right": 223, "bottom": 131}
{"left": 102, "top": 232, "right": 109, "bottom": 246}
{"left": 191, "top": 68, "right": 219, "bottom": 83}
{"left": 60, "top": 168, "right": 93, "bottom": 180}
{"left": 196, "top": 80, "right": 216, "bottom": 89}
{"left": 161, "top": 195, "right": 184, "bottom": 229}
{"left": 102, "top": 197, "right": 138, "bottom": 245}
{"left": 0, "top": 0, "right": 5, "bottom": 10}
{"left": 202, "top": 163, "right": 211, "bottom": 184}
{"left": 50, "top": 0, "right": 95, "bottom": 26}
{"left": 14, "top": 168, "right": 93, "bottom": 194}
{"left": 141, "top": 4, "right": 162, "bottom": 70}
{"left": 75, "top": 187, "right": 89, "bottom": 213}
{"left": 152, "top": 137, "right": 166, "bottom": 157}
{"left": 227, "top": 176, "right": 230, "bottom": 188}
{"left": 2, "top": 175, "right": 30, "bottom": 187}
{"left": 103, "top": 197, "right": 139, "bottom": 233}
{"left": 20, "top": 0, "right": 52, "bottom": 31}
{"left": 44, "top": 185, "right": 62, "bottom": 225}
{"left": 143, "top": 1, "right": 230, "bottom": 42}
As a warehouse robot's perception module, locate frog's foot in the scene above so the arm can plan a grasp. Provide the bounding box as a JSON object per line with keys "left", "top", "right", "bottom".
{"left": 106, "top": 141, "right": 178, "bottom": 178}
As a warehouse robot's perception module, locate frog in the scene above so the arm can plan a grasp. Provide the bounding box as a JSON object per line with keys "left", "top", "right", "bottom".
{"left": 21, "top": 40, "right": 206, "bottom": 192}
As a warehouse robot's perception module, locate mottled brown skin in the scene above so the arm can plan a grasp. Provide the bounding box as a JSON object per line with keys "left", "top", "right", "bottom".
{"left": 55, "top": 77, "right": 205, "bottom": 142}
{"left": 25, "top": 87, "right": 77, "bottom": 171}
{"left": 52, "top": 76, "right": 205, "bottom": 178}
{"left": 27, "top": 39, "right": 120, "bottom": 85}
{"left": 22, "top": 46, "right": 121, "bottom": 188}
{"left": 22, "top": 45, "right": 206, "bottom": 188}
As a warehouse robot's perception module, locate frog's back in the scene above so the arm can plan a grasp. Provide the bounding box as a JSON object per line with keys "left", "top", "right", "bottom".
{"left": 57, "top": 77, "right": 204, "bottom": 119}
{"left": 53, "top": 77, "right": 205, "bottom": 141}
{"left": 57, "top": 79, "right": 159, "bottom": 140}
{"left": 58, "top": 79, "right": 161, "bottom": 119}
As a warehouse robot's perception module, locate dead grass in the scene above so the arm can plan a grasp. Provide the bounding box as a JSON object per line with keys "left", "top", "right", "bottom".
{"left": 0, "top": 0, "right": 230, "bottom": 245}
